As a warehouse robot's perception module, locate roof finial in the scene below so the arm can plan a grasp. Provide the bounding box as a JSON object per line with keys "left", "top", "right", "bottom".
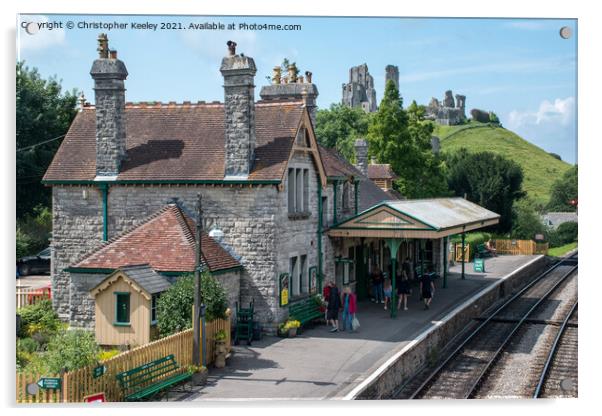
{"left": 97, "top": 33, "right": 109, "bottom": 59}
{"left": 301, "top": 89, "right": 308, "bottom": 107}
{"left": 226, "top": 40, "right": 237, "bottom": 56}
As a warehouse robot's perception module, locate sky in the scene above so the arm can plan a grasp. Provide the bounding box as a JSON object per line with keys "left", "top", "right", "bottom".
{"left": 17, "top": 14, "right": 577, "bottom": 163}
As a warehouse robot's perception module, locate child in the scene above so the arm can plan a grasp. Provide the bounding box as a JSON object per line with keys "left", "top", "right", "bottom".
{"left": 383, "top": 278, "right": 392, "bottom": 310}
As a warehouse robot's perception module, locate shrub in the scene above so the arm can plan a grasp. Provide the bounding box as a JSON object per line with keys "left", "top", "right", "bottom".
{"left": 97, "top": 348, "right": 121, "bottom": 362}
{"left": 470, "top": 108, "right": 490, "bottom": 123}
{"left": 157, "top": 272, "right": 228, "bottom": 337}
{"left": 511, "top": 199, "right": 548, "bottom": 240}
{"left": 489, "top": 112, "right": 500, "bottom": 124}
{"left": 45, "top": 329, "right": 100, "bottom": 373}
{"left": 549, "top": 221, "right": 578, "bottom": 247}
{"left": 450, "top": 232, "right": 492, "bottom": 260}
{"left": 17, "top": 337, "right": 39, "bottom": 354}
{"left": 17, "top": 300, "right": 62, "bottom": 338}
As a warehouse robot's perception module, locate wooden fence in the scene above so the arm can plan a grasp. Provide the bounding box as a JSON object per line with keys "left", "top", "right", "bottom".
{"left": 493, "top": 239, "right": 549, "bottom": 256}
{"left": 16, "top": 313, "right": 231, "bottom": 403}
{"left": 16, "top": 286, "right": 52, "bottom": 309}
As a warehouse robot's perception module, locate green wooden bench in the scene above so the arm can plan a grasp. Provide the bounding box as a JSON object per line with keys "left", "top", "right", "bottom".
{"left": 289, "top": 298, "right": 322, "bottom": 327}
{"left": 116, "top": 354, "right": 192, "bottom": 401}
{"left": 476, "top": 243, "right": 494, "bottom": 258}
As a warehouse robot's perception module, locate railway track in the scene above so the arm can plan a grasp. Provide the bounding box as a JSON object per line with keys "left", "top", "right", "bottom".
{"left": 534, "top": 302, "right": 578, "bottom": 398}
{"left": 395, "top": 253, "right": 577, "bottom": 400}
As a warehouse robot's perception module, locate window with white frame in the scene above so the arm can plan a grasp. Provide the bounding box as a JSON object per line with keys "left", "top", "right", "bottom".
{"left": 288, "top": 166, "right": 311, "bottom": 216}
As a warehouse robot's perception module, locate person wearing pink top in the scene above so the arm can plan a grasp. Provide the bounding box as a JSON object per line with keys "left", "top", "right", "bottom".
{"left": 341, "top": 286, "right": 357, "bottom": 332}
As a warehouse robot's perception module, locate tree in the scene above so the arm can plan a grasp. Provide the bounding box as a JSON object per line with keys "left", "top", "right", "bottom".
{"left": 445, "top": 149, "right": 525, "bottom": 232}
{"left": 547, "top": 165, "right": 577, "bottom": 212}
{"left": 367, "top": 82, "right": 448, "bottom": 198}
{"left": 314, "top": 103, "right": 370, "bottom": 162}
{"left": 16, "top": 62, "right": 77, "bottom": 219}
{"left": 157, "top": 272, "right": 228, "bottom": 337}
{"left": 511, "top": 198, "right": 547, "bottom": 240}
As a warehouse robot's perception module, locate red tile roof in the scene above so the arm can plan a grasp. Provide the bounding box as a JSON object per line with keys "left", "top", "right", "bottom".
{"left": 73, "top": 204, "right": 240, "bottom": 273}
{"left": 43, "top": 101, "right": 305, "bottom": 182}
{"left": 367, "top": 164, "right": 397, "bottom": 180}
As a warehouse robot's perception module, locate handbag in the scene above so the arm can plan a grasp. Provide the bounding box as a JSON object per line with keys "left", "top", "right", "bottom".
{"left": 352, "top": 315, "right": 360, "bottom": 331}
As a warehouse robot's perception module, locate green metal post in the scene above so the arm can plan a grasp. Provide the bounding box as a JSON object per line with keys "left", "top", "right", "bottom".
{"left": 333, "top": 180, "right": 338, "bottom": 224}
{"left": 100, "top": 183, "right": 109, "bottom": 241}
{"left": 443, "top": 236, "right": 448, "bottom": 288}
{"left": 461, "top": 232, "right": 466, "bottom": 280}
{"left": 420, "top": 239, "right": 425, "bottom": 281}
{"left": 317, "top": 179, "right": 323, "bottom": 293}
{"left": 386, "top": 238, "right": 401, "bottom": 318}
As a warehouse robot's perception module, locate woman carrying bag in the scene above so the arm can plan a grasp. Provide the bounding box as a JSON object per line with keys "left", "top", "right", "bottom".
{"left": 341, "top": 286, "right": 359, "bottom": 332}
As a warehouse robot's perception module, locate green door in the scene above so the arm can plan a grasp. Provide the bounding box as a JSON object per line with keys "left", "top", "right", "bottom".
{"left": 355, "top": 244, "right": 368, "bottom": 301}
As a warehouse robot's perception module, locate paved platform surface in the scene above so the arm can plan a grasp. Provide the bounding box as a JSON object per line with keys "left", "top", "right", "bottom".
{"left": 16, "top": 274, "right": 51, "bottom": 290}
{"left": 173, "top": 255, "right": 539, "bottom": 401}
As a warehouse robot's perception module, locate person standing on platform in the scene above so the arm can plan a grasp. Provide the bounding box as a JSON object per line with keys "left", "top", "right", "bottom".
{"left": 322, "top": 282, "right": 331, "bottom": 321}
{"left": 420, "top": 267, "right": 435, "bottom": 310}
{"left": 383, "top": 278, "right": 392, "bottom": 310}
{"left": 341, "top": 286, "right": 357, "bottom": 332}
{"left": 371, "top": 265, "right": 384, "bottom": 304}
{"left": 326, "top": 281, "right": 341, "bottom": 332}
{"left": 403, "top": 257, "right": 413, "bottom": 282}
{"left": 397, "top": 268, "right": 411, "bottom": 311}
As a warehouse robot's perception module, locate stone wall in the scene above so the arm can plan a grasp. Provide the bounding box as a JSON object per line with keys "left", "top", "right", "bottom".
{"left": 214, "top": 269, "right": 241, "bottom": 322}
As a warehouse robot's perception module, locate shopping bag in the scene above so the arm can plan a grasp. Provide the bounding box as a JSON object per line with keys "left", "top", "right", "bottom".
{"left": 352, "top": 316, "right": 360, "bottom": 331}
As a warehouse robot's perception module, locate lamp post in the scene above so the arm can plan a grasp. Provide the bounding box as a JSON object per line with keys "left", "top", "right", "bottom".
{"left": 193, "top": 194, "right": 206, "bottom": 367}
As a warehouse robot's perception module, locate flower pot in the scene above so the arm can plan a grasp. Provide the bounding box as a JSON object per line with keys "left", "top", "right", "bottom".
{"left": 214, "top": 339, "right": 227, "bottom": 368}
{"left": 288, "top": 327, "right": 297, "bottom": 337}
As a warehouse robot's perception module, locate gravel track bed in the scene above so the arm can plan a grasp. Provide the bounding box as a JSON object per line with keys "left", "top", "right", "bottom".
{"left": 540, "top": 319, "right": 578, "bottom": 397}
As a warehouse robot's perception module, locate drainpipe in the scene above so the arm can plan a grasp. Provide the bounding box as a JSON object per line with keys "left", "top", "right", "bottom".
{"left": 333, "top": 180, "right": 338, "bottom": 224}
{"left": 354, "top": 179, "right": 359, "bottom": 215}
{"left": 99, "top": 183, "right": 109, "bottom": 241}
{"left": 317, "top": 178, "right": 323, "bottom": 292}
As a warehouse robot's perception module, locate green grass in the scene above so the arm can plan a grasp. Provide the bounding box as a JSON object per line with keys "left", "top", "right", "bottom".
{"left": 547, "top": 242, "right": 577, "bottom": 257}
{"left": 435, "top": 122, "right": 572, "bottom": 205}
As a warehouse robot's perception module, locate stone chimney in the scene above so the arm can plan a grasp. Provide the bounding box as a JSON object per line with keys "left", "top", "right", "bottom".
{"left": 354, "top": 139, "right": 368, "bottom": 176}
{"left": 259, "top": 68, "right": 319, "bottom": 126}
{"left": 220, "top": 41, "right": 257, "bottom": 179}
{"left": 90, "top": 33, "right": 128, "bottom": 178}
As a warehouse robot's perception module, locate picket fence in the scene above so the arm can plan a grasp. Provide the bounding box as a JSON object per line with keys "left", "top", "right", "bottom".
{"left": 16, "top": 286, "right": 52, "bottom": 309}
{"left": 16, "top": 312, "right": 231, "bottom": 403}
{"left": 493, "top": 239, "right": 549, "bottom": 256}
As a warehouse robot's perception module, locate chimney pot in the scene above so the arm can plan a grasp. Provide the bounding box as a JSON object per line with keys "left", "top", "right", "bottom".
{"left": 109, "top": 50, "right": 117, "bottom": 59}
{"left": 226, "top": 40, "right": 237, "bottom": 56}
{"left": 97, "top": 33, "right": 109, "bottom": 58}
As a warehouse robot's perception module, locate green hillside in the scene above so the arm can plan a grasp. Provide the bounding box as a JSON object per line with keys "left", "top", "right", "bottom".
{"left": 435, "top": 122, "right": 572, "bottom": 205}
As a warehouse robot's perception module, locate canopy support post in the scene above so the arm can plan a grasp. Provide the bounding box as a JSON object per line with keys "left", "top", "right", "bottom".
{"left": 386, "top": 238, "right": 401, "bottom": 319}
{"left": 461, "top": 232, "right": 466, "bottom": 280}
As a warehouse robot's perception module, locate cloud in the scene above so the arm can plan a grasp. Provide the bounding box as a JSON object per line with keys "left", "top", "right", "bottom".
{"left": 507, "top": 97, "right": 575, "bottom": 129}
{"left": 504, "top": 21, "right": 550, "bottom": 31}
{"left": 18, "top": 15, "right": 65, "bottom": 52}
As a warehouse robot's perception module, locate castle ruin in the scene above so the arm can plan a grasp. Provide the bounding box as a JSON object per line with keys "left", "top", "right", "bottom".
{"left": 385, "top": 65, "right": 399, "bottom": 91}
{"left": 425, "top": 90, "right": 467, "bottom": 126}
{"left": 341, "top": 64, "right": 377, "bottom": 113}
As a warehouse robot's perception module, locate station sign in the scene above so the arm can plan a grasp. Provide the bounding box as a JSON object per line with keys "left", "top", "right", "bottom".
{"left": 37, "top": 377, "right": 61, "bottom": 390}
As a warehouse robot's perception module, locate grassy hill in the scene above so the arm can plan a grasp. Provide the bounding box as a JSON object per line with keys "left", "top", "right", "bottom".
{"left": 435, "top": 122, "right": 572, "bottom": 205}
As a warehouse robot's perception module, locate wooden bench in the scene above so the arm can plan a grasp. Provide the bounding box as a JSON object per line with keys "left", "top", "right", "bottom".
{"left": 289, "top": 298, "right": 322, "bottom": 327}
{"left": 476, "top": 243, "right": 494, "bottom": 258}
{"left": 116, "top": 354, "right": 192, "bottom": 401}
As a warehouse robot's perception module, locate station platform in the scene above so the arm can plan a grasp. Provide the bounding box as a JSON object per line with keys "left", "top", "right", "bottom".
{"left": 178, "top": 255, "right": 540, "bottom": 401}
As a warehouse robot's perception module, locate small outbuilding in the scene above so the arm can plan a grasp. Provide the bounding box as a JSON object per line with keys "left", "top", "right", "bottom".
{"left": 89, "top": 264, "right": 172, "bottom": 347}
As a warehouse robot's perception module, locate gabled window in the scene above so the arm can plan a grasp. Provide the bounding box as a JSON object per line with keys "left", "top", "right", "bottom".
{"left": 288, "top": 166, "right": 311, "bottom": 218}
{"left": 114, "top": 292, "right": 130, "bottom": 326}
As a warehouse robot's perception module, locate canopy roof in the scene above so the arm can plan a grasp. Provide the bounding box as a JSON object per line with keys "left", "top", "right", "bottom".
{"left": 327, "top": 198, "right": 500, "bottom": 239}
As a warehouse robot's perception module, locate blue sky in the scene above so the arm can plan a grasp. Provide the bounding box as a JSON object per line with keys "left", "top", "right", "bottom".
{"left": 17, "top": 14, "right": 577, "bottom": 163}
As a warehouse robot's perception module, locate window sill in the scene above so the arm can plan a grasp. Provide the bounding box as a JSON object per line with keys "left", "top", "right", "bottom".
{"left": 288, "top": 212, "right": 311, "bottom": 220}
{"left": 113, "top": 322, "right": 131, "bottom": 327}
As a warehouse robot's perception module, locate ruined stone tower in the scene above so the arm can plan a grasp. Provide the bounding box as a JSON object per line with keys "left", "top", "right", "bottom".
{"left": 90, "top": 33, "right": 128, "bottom": 177}
{"left": 341, "top": 64, "right": 377, "bottom": 113}
{"left": 220, "top": 41, "right": 257, "bottom": 179}
{"left": 385, "top": 65, "right": 399, "bottom": 91}
{"left": 425, "top": 89, "right": 467, "bottom": 126}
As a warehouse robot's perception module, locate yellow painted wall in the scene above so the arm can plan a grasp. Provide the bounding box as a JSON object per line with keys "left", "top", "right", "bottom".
{"left": 94, "top": 275, "right": 151, "bottom": 347}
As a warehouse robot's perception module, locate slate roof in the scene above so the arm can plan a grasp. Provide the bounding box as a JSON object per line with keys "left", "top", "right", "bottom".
{"left": 367, "top": 164, "right": 397, "bottom": 180}
{"left": 43, "top": 100, "right": 305, "bottom": 182}
{"left": 116, "top": 264, "right": 172, "bottom": 294}
{"left": 73, "top": 204, "right": 241, "bottom": 273}
{"left": 541, "top": 212, "right": 578, "bottom": 229}
{"left": 317, "top": 144, "right": 396, "bottom": 211}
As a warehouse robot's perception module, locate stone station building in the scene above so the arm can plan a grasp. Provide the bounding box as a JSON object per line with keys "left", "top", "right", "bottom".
{"left": 43, "top": 35, "right": 498, "bottom": 340}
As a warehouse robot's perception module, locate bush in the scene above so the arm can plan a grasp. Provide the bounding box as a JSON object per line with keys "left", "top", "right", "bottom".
{"left": 97, "top": 348, "right": 121, "bottom": 362}
{"left": 549, "top": 221, "right": 578, "bottom": 247}
{"left": 489, "top": 112, "right": 500, "bottom": 124}
{"left": 17, "top": 300, "right": 62, "bottom": 339}
{"left": 16, "top": 205, "right": 52, "bottom": 259}
{"left": 45, "top": 330, "right": 100, "bottom": 373}
{"left": 157, "top": 272, "right": 228, "bottom": 337}
{"left": 450, "top": 232, "right": 492, "bottom": 260}
{"left": 17, "top": 337, "right": 39, "bottom": 354}
{"left": 470, "top": 108, "right": 490, "bottom": 123}
{"left": 511, "top": 199, "right": 548, "bottom": 240}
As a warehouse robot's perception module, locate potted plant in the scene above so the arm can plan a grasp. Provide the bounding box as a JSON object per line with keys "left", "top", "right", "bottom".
{"left": 187, "top": 364, "right": 208, "bottom": 386}
{"left": 214, "top": 329, "right": 228, "bottom": 368}
{"left": 283, "top": 319, "right": 301, "bottom": 337}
